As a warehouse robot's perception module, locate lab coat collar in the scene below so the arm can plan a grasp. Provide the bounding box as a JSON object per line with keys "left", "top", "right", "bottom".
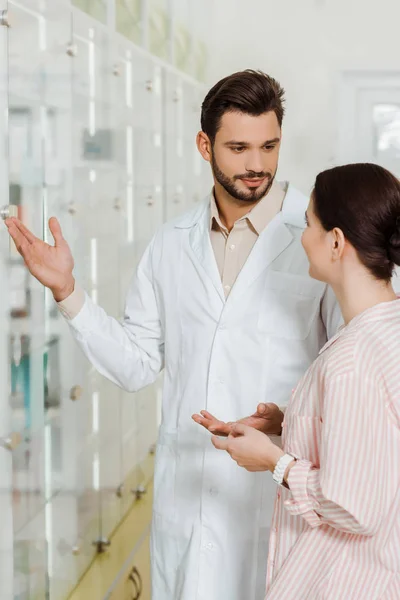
{"left": 280, "top": 183, "right": 309, "bottom": 229}
{"left": 173, "top": 182, "right": 308, "bottom": 231}
{"left": 226, "top": 212, "right": 294, "bottom": 304}
{"left": 173, "top": 197, "right": 210, "bottom": 229}
{"left": 186, "top": 204, "right": 296, "bottom": 306}
{"left": 175, "top": 183, "right": 308, "bottom": 304}
{"left": 188, "top": 202, "right": 226, "bottom": 303}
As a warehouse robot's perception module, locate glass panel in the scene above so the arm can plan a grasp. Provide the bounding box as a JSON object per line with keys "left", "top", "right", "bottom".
{"left": 46, "top": 433, "right": 101, "bottom": 600}
{"left": 192, "top": 39, "right": 207, "bottom": 83}
{"left": 72, "top": 0, "right": 107, "bottom": 24}
{"left": 2, "top": 1, "right": 212, "bottom": 596}
{"left": 111, "top": 42, "right": 140, "bottom": 520}
{"left": 12, "top": 429, "right": 48, "bottom": 599}
{"left": 7, "top": 4, "right": 47, "bottom": 593}
{"left": 116, "top": 0, "right": 142, "bottom": 45}
{"left": 149, "top": 0, "right": 169, "bottom": 60}
{"left": 132, "top": 54, "right": 164, "bottom": 258}
{"left": 173, "top": 0, "right": 192, "bottom": 73}
{"left": 164, "top": 71, "right": 185, "bottom": 220}
{"left": 72, "top": 15, "right": 124, "bottom": 547}
{"left": 373, "top": 104, "right": 400, "bottom": 160}
{"left": 181, "top": 81, "right": 208, "bottom": 209}
{"left": 0, "top": 4, "right": 13, "bottom": 599}
{"left": 174, "top": 23, "right": 191, "bottom": 74}
{"left": 0, "top": 3, "right": 14, "bottom": 596}
{"left": 191, "top": 1, "right": 209, "bottom": 82}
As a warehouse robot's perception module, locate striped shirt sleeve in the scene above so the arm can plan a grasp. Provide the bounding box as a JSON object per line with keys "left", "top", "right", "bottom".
{"left": 284, "top": 372, "right": 394, "bottom": 536}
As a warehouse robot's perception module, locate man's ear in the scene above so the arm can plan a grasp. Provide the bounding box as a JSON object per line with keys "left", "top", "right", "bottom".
{"left": 196, "top": 131, "right": 212, "bottom": 162}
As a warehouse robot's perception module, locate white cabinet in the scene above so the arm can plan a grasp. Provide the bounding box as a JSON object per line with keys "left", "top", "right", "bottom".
{"left": 0, "top": 1, "right": 211, "bottom": 598}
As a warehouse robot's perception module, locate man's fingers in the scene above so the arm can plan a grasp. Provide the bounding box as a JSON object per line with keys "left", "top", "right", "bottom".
{"left": 211, "top": 435, "right": 229, "bottom": 451}
{"left": 49, "top": 217, "right": 64, "bottom": 247}
{"left": 192, "top": 415, "right": 231, "bottom": 437}
{"left": 200, "top": 410, "right": 217, "bottom": 420}
{"left": 257, "top": 403, "right": 269, "bottom": 415}
{"left": 6, "top": 223, "right": 31, "bottom": 257}
{"left": 9, "top": 218, "right": 38, "bottom": 244}
{"left": 192, "top": 414, "right": 211, "bottom": 427}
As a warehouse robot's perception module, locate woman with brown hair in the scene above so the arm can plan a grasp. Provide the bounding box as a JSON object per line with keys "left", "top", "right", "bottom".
{"left": 196, "top": 163, "right": 400, "bottom": 599}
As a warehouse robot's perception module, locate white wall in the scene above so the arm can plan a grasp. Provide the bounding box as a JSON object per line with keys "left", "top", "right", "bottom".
{"left": 207, "top": 0, "right": 400, "bottom": 194}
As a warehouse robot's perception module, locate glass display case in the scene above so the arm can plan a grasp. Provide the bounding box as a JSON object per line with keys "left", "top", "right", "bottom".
{"left": 0, "top": 0, "right": 211, "bottom": 598}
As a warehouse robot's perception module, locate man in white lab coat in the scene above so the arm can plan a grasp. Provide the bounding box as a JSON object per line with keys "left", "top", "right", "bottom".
{"left": 5, "top": 70, "right": 341, "bottom": 600}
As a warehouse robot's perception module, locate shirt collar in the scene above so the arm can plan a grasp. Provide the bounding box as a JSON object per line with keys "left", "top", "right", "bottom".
{"left": 210, "top": 179, "right": 286, "bottom": 235}
{"left": 319, "top": 296, "right": 400, "bottom": 355}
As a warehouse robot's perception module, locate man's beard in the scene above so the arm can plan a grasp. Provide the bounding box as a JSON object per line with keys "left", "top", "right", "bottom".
{"left": 211, "top": 153, "right": 275, "bottom": 203}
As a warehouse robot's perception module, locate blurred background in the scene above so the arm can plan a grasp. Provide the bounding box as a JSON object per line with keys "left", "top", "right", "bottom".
{"left": 0, "top": 1, "right": 399, "bottom": 598}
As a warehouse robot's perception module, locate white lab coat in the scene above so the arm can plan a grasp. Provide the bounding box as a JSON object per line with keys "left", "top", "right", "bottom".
{"left": 64, "top": 183, "right": 342, "bottom": 600}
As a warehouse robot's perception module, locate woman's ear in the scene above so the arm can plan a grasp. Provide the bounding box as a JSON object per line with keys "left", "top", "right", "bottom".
{"left": 332, "top": 227, "right": 346, "bottom": 260}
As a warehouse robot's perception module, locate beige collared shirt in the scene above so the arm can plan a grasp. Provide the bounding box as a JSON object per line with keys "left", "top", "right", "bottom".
{"left": 210, "top": 179, "right": 286, "bottom": 297}
{"left": 58, "top": 180, "right": 286, "bottom": 318}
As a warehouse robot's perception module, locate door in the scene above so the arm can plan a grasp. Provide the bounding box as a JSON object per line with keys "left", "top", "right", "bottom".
{"left": 337, "top": 72, "right": 400, "bottom": 177}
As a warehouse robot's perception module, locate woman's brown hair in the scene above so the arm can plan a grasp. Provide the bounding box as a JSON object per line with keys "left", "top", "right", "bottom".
{"left": 313, "top": 163, "right": 400, "bottom": 281}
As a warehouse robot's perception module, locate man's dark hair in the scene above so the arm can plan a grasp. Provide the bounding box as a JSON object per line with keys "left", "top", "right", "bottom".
{"left": 201, "top": 70, "right": 285, "bottom": 143}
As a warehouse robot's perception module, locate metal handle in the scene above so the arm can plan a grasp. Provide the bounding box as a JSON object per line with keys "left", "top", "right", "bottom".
{"left": 128, "top": 566, "right": 143, "bottom": 599}
{"left": 92, "top": 537, "right": 111, "bottom": 553}
{"left": 145, "top": 80, "right": 153, "bottom": 92}
{"left": 67, "top": 201, "right": 77, "bottom": 215}
{"left": 70, "top": 385, "right": 83, "bottom": 401}
{"left": 0, "top": 10, "right": 11, "bottom": 27}
{"left": 132, "top": 485, "right": 147, "bottom": 500}
{"left": 66, "top": 42, "right": 77, "bottom": 57}
{"left": 0, "top": 432, "right": 22, "bottom": 451}
{"left": 113, "top": 63, "right": 121, "bottom": 77}
{"left": 1, "top": 205, "right": 18, "bottom": 221}
{"left": 146, "top": 195, "right": 154, "bottom": 206}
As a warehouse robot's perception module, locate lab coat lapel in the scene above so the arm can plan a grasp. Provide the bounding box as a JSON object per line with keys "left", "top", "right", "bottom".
{"left": 188, "top": 206, "right": 225, "bottom": 304}
{"left": 227, "top": 214, "right": 294, "bottom": 303}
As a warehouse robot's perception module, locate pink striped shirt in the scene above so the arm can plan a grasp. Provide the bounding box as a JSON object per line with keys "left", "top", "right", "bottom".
{"left": 266, "top": 298, "right": 400, "bottom": 599}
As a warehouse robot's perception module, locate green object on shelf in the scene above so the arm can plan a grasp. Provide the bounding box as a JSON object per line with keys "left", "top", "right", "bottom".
{"left": 116, "top": 0, "right": 142, "bottom": 44}
{"left": 11, "top": 347, "right": 49, "bottom": 430}
{"left": 193, "top": 39, "right": 208, "bottom": 83}
{"left": 72, "top": 0, "right": 107, "bottom": 24}
{"left": 149, "top": 5, "right": 169, "bottom": 60}
{"left": 174, "top": 23, "right": 192, "bottom": 74}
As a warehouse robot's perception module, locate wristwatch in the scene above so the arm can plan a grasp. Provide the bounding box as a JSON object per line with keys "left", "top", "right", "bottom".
{"left": 272, "top": 453, "right": 296, "bottom": 486}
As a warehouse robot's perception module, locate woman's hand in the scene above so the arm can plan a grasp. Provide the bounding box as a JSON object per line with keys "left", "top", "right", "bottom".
{"left": 211, "top": 423, "right": 284, "bottom": 472}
